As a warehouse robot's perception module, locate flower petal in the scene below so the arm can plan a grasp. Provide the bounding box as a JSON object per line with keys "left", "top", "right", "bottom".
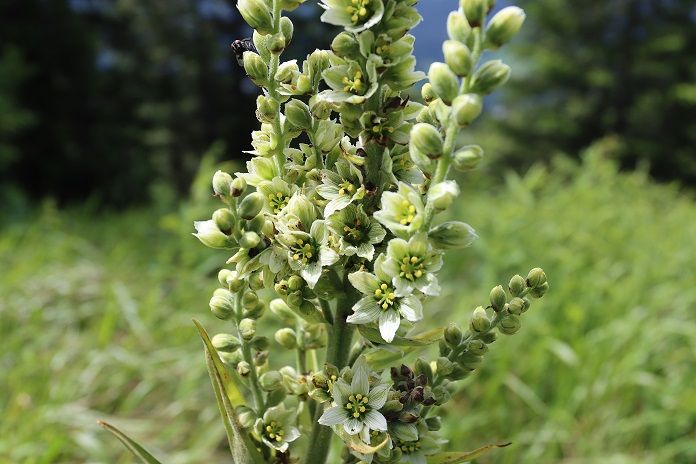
{"left": 324, "top": 195, "right": 352, "bottom": 218}
{"left": 399, "top": 296, "right": 423, "bottom": 322}
{"left": 378, "top": 309, "right": 401, "bottom": 342}
{"left": 356, "top": 242, "right": 375, "bottom": 261}
{"left": 348, "top": 271, "right": 380, "bottom": 294}
{"left": 367, "top": 384, "right": 390, "bottom": 409}
{"left": 363, "top": 410, "right": 388, "bottom": 432}
{"left": 351, "top": 357, "right": 370, "bottom": 394}
{"left": 318, "top": 406, "right": 347, "bottom": 426}
{"left": 344, "top": 418, "right": 363, "bottom": 435}
{"left": 347, "top": 297, "right": 381, "bottom": 324}
{"left": 284, "top": 427, "right": 301, "bottom": 443}
{"left": 301, "top": 261, "right": 322, "bottom": 288}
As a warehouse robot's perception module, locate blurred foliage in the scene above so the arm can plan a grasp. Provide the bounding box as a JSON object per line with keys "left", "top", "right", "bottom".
{"left": 2, "top": 143, "right": 695, "bottom": 463}
{"left": 0, "top": 0, "right": 329, "bottom": 210}
{"left": 476, "top": 0, "right": 696, "bottom": 185}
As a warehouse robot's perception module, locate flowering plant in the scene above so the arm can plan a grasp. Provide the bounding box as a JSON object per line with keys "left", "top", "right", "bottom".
{"left": 101, "top": 0, "right": 548, "bottom": 463}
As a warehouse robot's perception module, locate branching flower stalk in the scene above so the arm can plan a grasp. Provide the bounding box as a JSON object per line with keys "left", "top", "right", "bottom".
{"left": 103, "top": 1, "right": 547, "bottom": 463}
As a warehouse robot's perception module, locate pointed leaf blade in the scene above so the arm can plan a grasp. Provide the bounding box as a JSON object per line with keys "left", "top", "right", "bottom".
{"left": 426, "top": 442, "right": 512, "bottom": 463}
{"left": 97, "top": 421, "right": 162, "bottom": 464}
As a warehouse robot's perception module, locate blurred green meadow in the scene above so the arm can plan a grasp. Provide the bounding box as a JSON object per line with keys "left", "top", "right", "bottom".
{"left": 2, "top": 143, "right": 694, "bottom": 463}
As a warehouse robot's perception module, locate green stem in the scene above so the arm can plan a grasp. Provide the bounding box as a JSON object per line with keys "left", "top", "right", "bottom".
{"left": 422, "top": 120, "right": 458, "bottom": 229}
{"left": 234, "top": 296, "right": 265, "bottom": 414}
{"left": 268, "top": 0, "right": 285, "bottom": 177}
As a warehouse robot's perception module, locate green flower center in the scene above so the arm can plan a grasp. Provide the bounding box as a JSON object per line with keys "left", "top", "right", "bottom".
{"left": 345, "top": 0, "right": 371, "bottom": 24}
{"left": 345, "top": 393, "right": 370, "bottom": 419}
{"left": 374, "top": 282, "right": 397, "bottom": 310}
{"left": 398, "top": 440, "right": 422, "bottom": 454}
{"left": 268, "top": 191, "right": 290, "bottom": 214}
{"left": 342, "top": 70, "right": 365, "bottom": 94}
{"left": 342, "top": 218, "right": 365, "bottom": 244}
{"left": 399, "top": 255, "right": 425, "bottom": 281}
{"left": 398, "top": 199, "right": 417, "bottom": 225}
{"left": 291, "top": 238, "right": 316, "bottom": 265}
{"left": 264, "top": 421, "right": 285, "bottom": 443}
{"left": 338, "top": 180, "right": 356, "bottom": 196}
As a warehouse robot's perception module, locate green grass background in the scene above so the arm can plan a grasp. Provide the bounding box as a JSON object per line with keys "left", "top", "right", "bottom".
{"left": 1, "top": 146, "right": 695, "bottom": 463}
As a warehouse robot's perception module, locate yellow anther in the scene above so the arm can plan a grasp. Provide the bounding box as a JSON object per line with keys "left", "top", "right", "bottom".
{"left": 380, "top": 283, "right": 388, "bottom": 290}
{"left": 410, "top": 256, "right": 418, "bottom": 263}
{"left": 353, "top": 412, "right": 360, "bottom": 418}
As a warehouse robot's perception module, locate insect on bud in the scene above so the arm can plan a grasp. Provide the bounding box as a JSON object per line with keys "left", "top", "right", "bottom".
{"left": 239, "top": 318, "right": 257, "bottom": 341}
{"left": 508, "top": 274, "right": 526, "bottom": 296}
{"left": 212, "top": 208, "right": 235, "bottom": 234}
{"left": 447, "top": 12, "right": 471, "bottom": 43}
{"left": 284, "top": 99, "right": 312, "bottom": 129}
{"left": 486, "top": 6, "right": 526, "bottom": 49}
{"left": 212, "top": 170, "right": 233, "bottom": 197}
{"left": 444, "top": 323, "right": 464, "bottom": 346}
{"left": 212, "top": 333, "right": 242, "bottom": 352}
{"left": 490, "top": 285, "right": 507, "bottom": 312}
{"left": 460, "top": 0, "right": 487, "bottom": 27}
{"left": 243, "top": 51, "right": 268, "bottom": 86}
{"left": 259, "top": 371, "right": 284, "bottom": 391}
{"left": 429, "top": 221, "right": 477, "bottom": 249}
{"left": 470, "top": 60, "right": 511, "bottom": 95}
{"left": 238, "top": 192, "right": 264, "bottom": 220}
{"left": 470, "top": 306, "right": 491, "bottom": 332}
{"left": 237, "top": 0, "right": 273, "bottom": 35}
{"left": 274, "top": 328, "right": 297, "bottom": 349}
{"left": 411, "top": 123, "right": 443, "bottom": 158}
{"left": 443, "top": 40, "right": 473, "bottom": 77}
{"left": 428, "top": 62, "right": 459, "bottom": 105}
{"left": 452, "top": 145, "right": 484, "bottom": 172}
{"left": 499, "top": 315, "right": 521, "bottom": 335}
{"left": 452, "top": 93, "right": 482, "bottom": 126}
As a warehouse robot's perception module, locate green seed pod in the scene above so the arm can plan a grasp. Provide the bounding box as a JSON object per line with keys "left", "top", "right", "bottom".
{"left": 421, "top": 83, "right": 436, "bottom": 103}
{"left": 236, "top": 360, "right": 251, "bottom": 377}
{"left": 212, "top": 333, "right": 242, "bottom": 352}
{"left": 470, "top": 306, "right": 490, "bottom": 332}
{"left": 242, "top": 51, "right": 268, "bottom": 85}
{"left": 237, "top": 0, "right": 273, "bottom": 35}
{"left": 429, "top": 221, "right": 477, "bottom": 250}
{"left": 447, "top": 11, "right": 471, "bottom": 42}
{"left": 212, "top": 170, "right": 233, "bottom": 196}
{"left": 443, "top": 40, "right": 473, "bottom": 77}
{"left": 470, "top": 60, "right": 511, "bottom": 95}
{"left": 452, "top": 93, "right": 482, "bottom": 126}
{"left": 218, "top": 269, "right": 233, "bottom": 287}
{"left": 444, "top": 323, "right": 463, "bottom": 346}
{"left": 428, "top": 62, "right": 459, "bottom": 105}
{"left": 274, "top": 328, "right": 297, "bottom": 349}
{"left": 461, "top": 0, "right": 487, "bottom": 27}
{"left": 259, "top": 370, "right": 284, "bottom": 391}
{"left": 436, "top": 356, "right": 455, "bottom": 376}
{"left": 209, "top": 289, "right": 235, "bottom": 320}
{"left": 490, "top": 285, "right": 507, "bottom": 312}
{"left": 239, "top": 318, "right": 256, "bottom": 341}
{"left": 251, "top": 336, "right": 270, "bottom": 351}
{"left": 486, "top": 6, "right": 526, "bottom": 49}
{"left": 414, "top": 357, "right": 433, "bottom": 385}
{"left": 230, "top": 177, "right": 247, "bottom": 197}
{"left": 508, "top": 297, "right": 525, "bottom": 315}
{"left": 256, "top": 95, "right": 278, "bottom": 123}
{"left": 452, "top": 145, "right": 484, "bottom": 171}
{"left": 236, "top": 406, "right": 256, "bottom": 429}
{"left": 241, "top": 291, "right": 259, "bottom": 309}
{"left": 411, "top": 123, "right": 443, "bottom": 157}
{"left": 227, "top": 271, "right": 245, "bottom": 292}
{"left": 275, "top": 60, "right": 298, "bottom": 83}
{"left": 243, "top": 300, "right": 266, "bottom": 319}
{"left": 280, "top": 16, "right": 294, "bottom": 45}
{"left": 268, "top": 32, "right": 286, "bottom": 54}
{"left": 526, "top": 268, "right": 547, "bottom": 288}
{"left": 270, "top": 298, "right": 296, "bottom": 324}
{"left": 425, "top": 416, "right": 442, "bottom": 431}
{"left": 238, "top": 192, "right": 264, "bottom": 220}
{"left": 499, "top": 315, "right": 521, "bottom": 335}
{"left": 529, "top": 282, "right": 549, "bottom": 298}
{"left": 508, "top": 274, "right": 526, "bottom": 296}
{"left": 239, "top": 230, "right": 261, "bottom": 249}
{"left": 212, "top": 208, "right": 235, "bottom": 234}
{"left": 284, "top": 99, "right": 312, "bottom": 129}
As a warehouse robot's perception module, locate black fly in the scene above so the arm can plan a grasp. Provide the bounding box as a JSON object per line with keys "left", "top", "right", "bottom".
{"left": 230, "top": 38, "right": 257, "bottom": 66}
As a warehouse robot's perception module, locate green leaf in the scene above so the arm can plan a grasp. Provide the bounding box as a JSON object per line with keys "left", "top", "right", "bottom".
{"left": 97, "top": 421, "right": 162, "bottom": 464}
{"left": 426, "top": 442, "right": 512, "bottom": 463}
{"left": 358, "top": 325, "right": 444, "bottom": 346}
{"left": 193, "top": 319, "right": 266, "bottom": 464}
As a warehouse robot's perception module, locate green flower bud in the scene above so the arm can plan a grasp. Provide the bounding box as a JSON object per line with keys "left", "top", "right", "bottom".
{"left": 444, "top": 323, "right": 463, "bottom": 346}
{"left": 486, "top": 6, "right": 525, "bottom": 48}
{"left": 212, "top": 208, "right": 235, "bottom": 234}
{"left": 414, "top": 357, "right": 433, "bottom": 385}
{"left": 481, "top": 331, "right": 497, "bottom": 344}
{"left": 259, "top": 370, "right": 284, "bottom": 391}
{"left": 242, "top": 51, "right": 268, "bottom": 85}
{"left": 274, "top": 328, "right": 297, "bottom": 349}
{"left": 251, "top": 336, "right": 270, "bottom": 351}
{"left": 274, "top": 281, "right": 289, "bottom": 296}
{"left": 218, "top": 269, "right": 233, "bottom": 287}
{"left": 239, "top": 318, "right": 256, "bottom": 341}
{"left": 286, "top": 291, "right": 303, "bottom": 309}
{"left": 237, "top": 0, "right": 273, "bottom": 35}
{"left": 241, "top": 291, "right": 259, "bottom": 309}
{"left": 429, "top": 221, "right": 477, "bottom": 249}
{"left": 432, "top": 385, "right": 451, "bottom": 405}
{"left": 212, "top": 333, "right": 242, "bottom": 352}
{"left": 529, "top": 282, "right": 549, "bottom": 298}
{"left": 280, "top": 16, "right": 294, "bottom": 45}
{"left": 428, "top": 180, "right": 460, "bottom": 212}
{"left": 243, "top": 300, "right": 266, "bottom": 319}
{"left": 382, "top": 399, "right": 404, "bottom": 413}
{"left": 256, "top": 95, "right": 278, "bottom": 123}
{"left": 425, "top": 416, "right": 442, "bottom": 431}
{"left": 470, "top": 306, "right": 490, "bottom": 332}
{"left": 438, "top": 339, "right": 451, "bottom": 357}
{"left": 245, "top": 213, "right": 266, "bottom": 234}
{"left": 193, "top": 220, "right": 231, "bottom": 249}
{"left": 421, "top": 83, "right": 436, "bottom": 103}
{"left": 499, "top": 315, "right": 521, "bottom": 335}
{"left": 309, "top": 97, "right": 332, "bottom": 120}
{"left": 507, "top": 297, "right": 525, "bottom": 315}
{"left": 270, "top": 298, "right": 296, "bottom": 324}
{"left": 209, "top": 289, "right": 235, "bottom": 320}
{"left": 295, "top": 74, "right": 311, "bottom": 94}
{"left": 252, "top": 30, "right": 270, "bottom": 61}
{"left": 279, "top": 0, "right": 305, "bottom": 11}
{"left": 219, "top": 350, "right": 242, "bottom": 367}
{"left": 452, "top": 93, "right": 482, "bottom": 126}
{"left": 470, "top": 60, "right": 511, "bottom": 95}
{"left": 254, "top": 350, "right": 269, "bottom": 366}
{"left": 239, "top": 231, "right": 261, "bottom": 249}
{"left": 268, "top": 32, "right": 286, "bottom": 54}
{"left": 212, "top": 170, "right": 233, "bottom": 196}
{"left": 230, "top": 177, "right": 247, "bottom": 197}
{"left": 288, "top": 275, "right": 304, "bottom": 292}
{"left": 458, "top": 352, "right": 482, "bottom": 370}
{"left": 284, "top": 99, "right": 312, "bottom": 129}
{"left": 447, "top": 12, "right": 471, "bottom": 42}
{"left": 236, "top": 406, "right": 256, "bottom": 429}
{"left": 238, "top": 192, "right": 264, "bottom": 220}
{"left": 467, "top": 339, "right": 488, "bottom": 356}
{"left": 275, "top": 60, "right": 298, "bottom": 83}
{"left": 508, "top": 274, "right": 526, "bottom": 296}
{"left": 490, "top": 285, "right": 507, "bottom": 312}
{"left": 411, "top": 123, "right": 443, "bottom": 158}
{"left": 443, "top": 40, "right": 473, "bottom": 77}
{"left": 461, "top": 0, "right": 487, "bottom": 27}
{"left": 248, "top": 271, "right": 264, "bottom": 291}
{"left": 428, "top": 62, "right": 459, "bottom": 105}
{"left": 436, "top": 356, "right": 455, "bottom": 376}
{"left": 331, "top": 31, "right": 359, "bottom": 58}
{"left": 522, "top": 297, "right": 531, "bottom": 312}
{"left": 227, "top": 271, "right": 244, "bottom": 292}
{"left": 526, "top": 267, "right": 547, "bottom": 288}
{"left": 237, "top": 360, "right": 251, "bottom": 376}
{"left": 452, "top": 144, "right": 484, "bottom": 171}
